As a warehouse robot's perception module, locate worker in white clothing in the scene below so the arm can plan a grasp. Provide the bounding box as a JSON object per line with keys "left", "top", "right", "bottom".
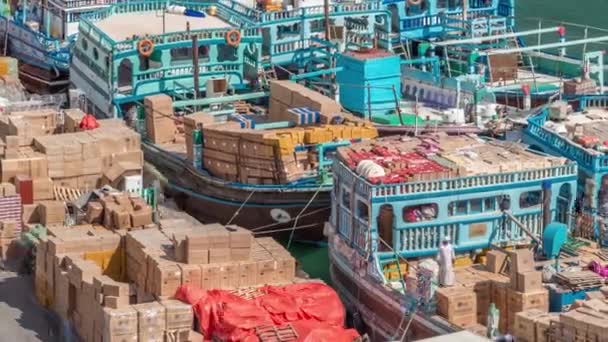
{"left": 437, "top": 236, "right": 456, "bottom": 287}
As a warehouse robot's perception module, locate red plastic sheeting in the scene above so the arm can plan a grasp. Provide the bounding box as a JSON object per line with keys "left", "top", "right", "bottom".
{"left": 79, "top": 114, "right": 100, "bottom": 130}
{"left": 175, "top": 282, "right": 360, "bottom": 342}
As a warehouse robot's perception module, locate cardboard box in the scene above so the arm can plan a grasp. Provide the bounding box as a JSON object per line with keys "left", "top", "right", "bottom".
{"left": 86, "top": 202, "right": 104, "bottom": 224}
{"left": 133, "top": 302, "right": 166, "bottom": 341}
{"left": 104, "top": 296, "right": 130, "bottom": 309}
{"left": 39, "top": 201, "right": 65, "bottom": 226}
{"left": 486, "top": 250, "right": 507, "bottom": 273}
{"left": 161, "top": 299, "right": 193, "bottom": 331}
{"left": 227, "top": 225, "right": 252, "bottom": 249}
{"left": 178, "top": 263, "right": 202, "bottom": 289}
{"left": 506, "top": 249, "right": 534, "bottom": 273}
{"left": 103, "top": 306, "right": 138, "bottom": 336}
{"left": 209, "top": 248, "right": 231, "bottom": 263}
{"left": 515, "top": 271, "right": 542, "bottom": 293}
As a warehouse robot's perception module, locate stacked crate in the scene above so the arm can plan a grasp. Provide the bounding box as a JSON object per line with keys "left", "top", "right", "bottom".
{"left": 512, "top": 309, "right": 559, "bottom": 342}
{"left": 268, "top": 81, "right": 342, "bottom": 123}
{"left": 144, "top": 94, "right": 177, "bottom": 144}
{"left": 183, "top": 112, "right": 215, "bottom": 163}
{"left": 506, "top": 249, "right": 548, "bottom": 332}
{"left": 436, "top": 286, "right": 477, "bottom": 328}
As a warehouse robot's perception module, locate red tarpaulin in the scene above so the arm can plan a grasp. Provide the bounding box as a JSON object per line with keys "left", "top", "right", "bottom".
{"left": 175, "top": 282, "right": 359, "bottom": 342}
{"left": 79, "top": 114, "right": 99, "bottom": 130}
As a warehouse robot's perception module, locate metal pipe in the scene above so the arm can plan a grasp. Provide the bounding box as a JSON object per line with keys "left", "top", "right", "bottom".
{"left": 482, "top": 35, "right": 608, "bottom": 55}
{"left": 173, "top": 91, "right": 268, "bottom": 107}
{"left": 434, "top": 27, "right": 562, "bottom": 47}
{"left": 503, "top": 211, "right": 542, "bottom": 245}
{"left": 192, "top": 34, "right": 199, "bottom": 100}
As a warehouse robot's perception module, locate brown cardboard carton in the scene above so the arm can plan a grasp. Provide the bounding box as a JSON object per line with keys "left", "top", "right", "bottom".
{"left": 186, "top": 249, "right": 209, "bottom": 265}
{"left": 39, "top": 201, "right": 65, "bottom": 226}
{"left": 161, "top": 300, "right": 193, "bottom": 331}
{"left": 230, "top": 247, "right": 250, "bottom": 261}
{"left": 86, "top": 202, "right": 104, "bottom": 224}
{"left": 133, "top": 302, "right": 166, "bottom": 341}
{"left": 112, "top": 210, "right": 131, "bottom": 230}
{"left": 437, "top": 287, "right": 477, "bottom": 320}
{"left": 200, "top": 264, "right": 222, "bottom": 290}
{"left": 104, "top": 296, "right": 130, "bottom": 309}
{"left": 515, "top": 271, "right": 542, "bottom": 293}
{"left": 207, "top": 229, "right": 229, "bottom": 248}
{"left": 237, "top": 260, "right": 258, "bottom": 287}
{"left": 103, "top": 306, "right": 138, "bottom": 336}
{"left": 178, "top": 263, "right": 202, "bottom": 289}
{"left": 209, "top": 248, "right": 231, "bottom": 263}
{"left": 227, "top": 225, "right": 252, "bottom": 248}
{"left": 486, "top": 250, "right": 507, "bottom": 273}
{"left": 506, "top": 249, "right": 534, "bottom": 273}
{"left": 130, "top": 208, "right": 152, "bottom": 227}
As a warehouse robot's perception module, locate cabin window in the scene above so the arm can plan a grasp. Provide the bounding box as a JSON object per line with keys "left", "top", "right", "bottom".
{"left": 449, "top": 195, "right": 509, "bottom": 216}
{"left": 81, "top": 38, "right": 88, "bottom": 51}
{"left": 470, "top": 198, "right": 483, "bottom": 214}
{"left": 356, "top": 200, "right": 369, "bottom": 222}
{"left": 170, "top": 46, "right": 210, "bottom": 64}
{"left": 277, "top": 23, "right": 301, "bottom": 39}
{"left": 218, "top": 44, "right": 238, "bottom": 62}
{"left": 403, "top": 203, "right": 438, "bottom": 223}
{"left": 93, "top": 48, "right": 99, "bottom": 61}
{"left": 437, "top": 0, "right": 448, "bottom": 8}
{"left": 341, "top": 187, "right": 351, "bottom": 210}
{"left": 520, "top": 191, "right": 542, "bottom": 209}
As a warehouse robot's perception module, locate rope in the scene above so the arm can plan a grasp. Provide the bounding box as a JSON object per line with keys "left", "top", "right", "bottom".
{"left": 287, "top": 183, "right": 324, "bottom": 249}
{"left": 252, "top": 223, "right": 318, "bottom": 235}
{"left": 251, "top": 206, "right": 330, "bottom": 232}
{"left": 226, "top": 189, "right": 256, "bottom": 225}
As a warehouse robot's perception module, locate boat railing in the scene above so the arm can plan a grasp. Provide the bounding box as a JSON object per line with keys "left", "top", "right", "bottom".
{"left": 218, "top": 0, "right": 384, "bottom": 25}
{"left": 579, "top": 94, "right": 608, "bottom": 110}
{"left": 271, "top": 38, "right": 310, "bottom": 55}
{"left": 134, "top": 62, "right": 241, "bottom": 82}
{"left": 401, "top": 14, "right": 443, "bottom": 31}
{"left": 526, "top": 106, "right": 608, "bottom": 172}
{"left": 392, "top": 212, "right": 541, "bottom": 257}
{"left": 335, "top": 160, "right": 576, "bottom": 199}
{"left": 52, "top": 0, "right": 121, "bottom": 10}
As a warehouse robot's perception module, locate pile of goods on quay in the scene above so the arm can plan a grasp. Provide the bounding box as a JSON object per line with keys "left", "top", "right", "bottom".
{"left": 0, "top": 110, "right": 356, "bottom": 341}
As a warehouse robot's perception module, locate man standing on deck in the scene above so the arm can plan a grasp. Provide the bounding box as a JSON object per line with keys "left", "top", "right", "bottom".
{"left": 437, "top": 236, "right": 456, "bottom": 287}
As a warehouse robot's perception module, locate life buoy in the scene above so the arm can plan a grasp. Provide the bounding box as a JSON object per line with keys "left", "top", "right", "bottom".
{"left": 225, "top": 29, "right": 241, "bottom": 47}
{"left": 408, "top": 0, "right": 422, "bottom": 5}
{"left": 137, "top": 39, "right": 154, "bottom": 58}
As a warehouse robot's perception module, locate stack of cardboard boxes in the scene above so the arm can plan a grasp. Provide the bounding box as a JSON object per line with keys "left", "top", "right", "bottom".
{"left": 201, "top": 117, "right": 376, "bottom": 184}
{"left": 506, "top": 249, "right": 548, "bottom": 331}
{"left": 513, "top": 309, "right": 559, "bottom": 342}
{"left": 0, "top": 110, "right": 143, "bottom": 194}
{"left": 145, "top": 94, "right": 177, "bottom": 144}
{"left": 35, "top": 221, "right": 199, "bottom": 342}
{"left": 84, "top": 193, "right": 154, "bottom": 230}
{"left": 0, "top": 183, "right": 22, "bottom": 258}
{"left": 484, "top": 249, "right": 549, "bottom": 334}
{"left": 0, "top": 109, "right": 58, "bottom": 146}
{"left": 125, "top": 220, "right": 296, "bottom": 299}
{"left": 268, "top": 81, "right": 342, "bottom": 123}
{"left": 436, "top": 286, "right": 478, "bottom": 328}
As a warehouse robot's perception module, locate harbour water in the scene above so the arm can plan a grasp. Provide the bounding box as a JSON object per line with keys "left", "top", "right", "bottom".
{"left": 293, "top": 1, "right": 607, "bottom": 284}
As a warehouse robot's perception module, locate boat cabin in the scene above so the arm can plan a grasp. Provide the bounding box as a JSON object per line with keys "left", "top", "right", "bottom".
{"left": 70, "top": 0, "right": 262, "bottom": 117}
{"left": 331, "top": 134, "right": 577, "bottom": 261}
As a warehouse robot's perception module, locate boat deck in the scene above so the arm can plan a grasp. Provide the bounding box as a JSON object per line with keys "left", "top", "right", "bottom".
{"left": 95, "top": 12, "right": 233, "bottom": 41}
{"left": 542, "top": 107, "right": 608, "bottom": 152}
{"left": 488, "top": 69, "right": 563, "bottom": 90}
{"left": 338, "top": 134, "right": 567, "bottom": 184}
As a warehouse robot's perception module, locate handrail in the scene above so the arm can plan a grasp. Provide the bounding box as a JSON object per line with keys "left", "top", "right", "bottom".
{"left": 335, "top": 160, "right": 576, "bottom": 199}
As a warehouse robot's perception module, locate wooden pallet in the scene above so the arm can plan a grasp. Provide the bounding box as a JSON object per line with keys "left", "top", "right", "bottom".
{"left": 255, "top": 324, "right": 298, "bottom": 342}
{"left": 229, "top": 287, "right": 265, "bottom": 300}
{"left": 554, "top": 270, "right": 603, "bottom": 291}
{"left": 53, "top": 186, "right": 83, "bottom": 202}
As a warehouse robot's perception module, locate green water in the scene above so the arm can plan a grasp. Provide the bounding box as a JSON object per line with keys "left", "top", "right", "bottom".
{"left": 293, "top": 3, "right": 607, "bottom": 284}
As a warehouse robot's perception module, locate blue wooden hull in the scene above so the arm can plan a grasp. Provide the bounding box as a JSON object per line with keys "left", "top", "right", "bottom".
{"left": 0, "top": 16, "right": 69, "bottom": 74}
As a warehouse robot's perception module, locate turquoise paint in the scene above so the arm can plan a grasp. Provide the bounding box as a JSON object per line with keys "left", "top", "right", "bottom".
{"left": 337, "top": 52, "right": 402, "bottom": 115}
